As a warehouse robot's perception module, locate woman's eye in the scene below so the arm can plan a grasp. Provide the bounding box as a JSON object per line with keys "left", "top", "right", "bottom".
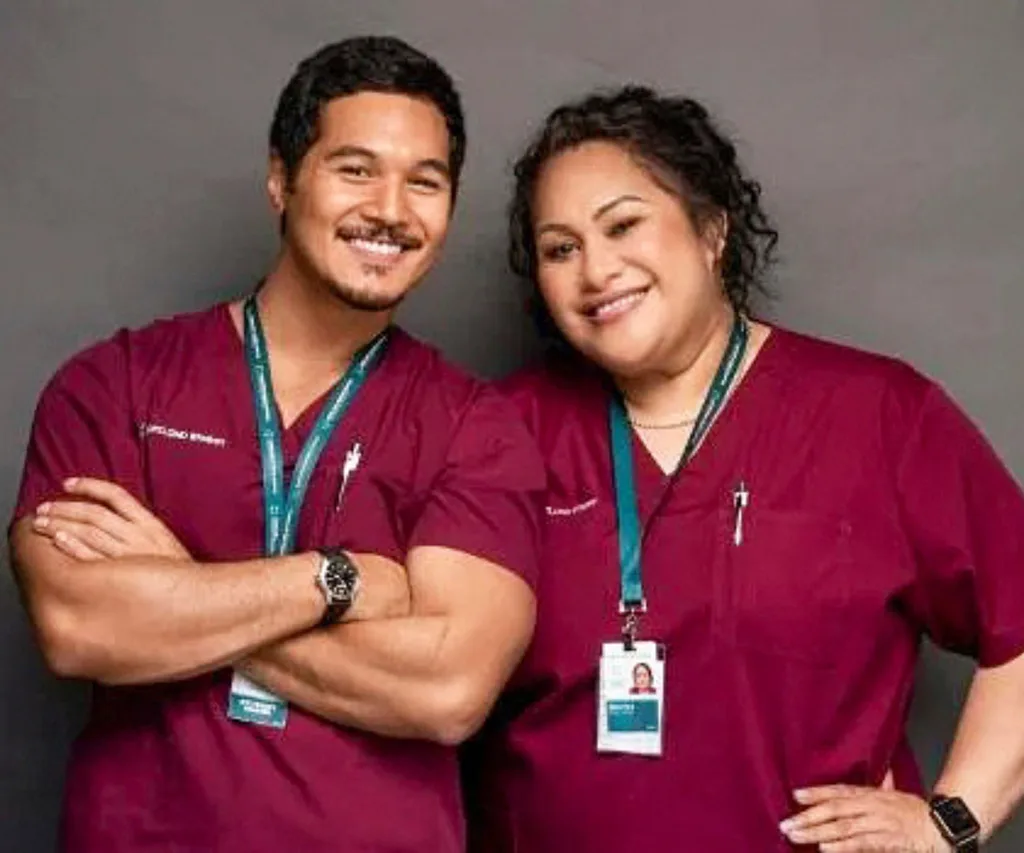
{"left": 338, "top": 164, "right": 371, "bottom": 178}
{"left": 607, "top": 217, "right": 640, "bottom": 238}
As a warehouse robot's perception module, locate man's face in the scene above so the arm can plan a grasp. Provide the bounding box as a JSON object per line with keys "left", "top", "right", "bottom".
{"left": 270, "top": 91, "right": 453, "bottom": 311}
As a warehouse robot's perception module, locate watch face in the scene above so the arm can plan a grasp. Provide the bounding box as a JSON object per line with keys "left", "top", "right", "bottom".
{"left": 934, "top": 797, "right": 980, "bottom": 841}
{"left": 324, "top": 564, "right": 356, "bottom": 602}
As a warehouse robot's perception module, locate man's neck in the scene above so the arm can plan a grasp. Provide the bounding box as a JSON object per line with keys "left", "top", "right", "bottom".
{"left": 256, "top": 258, "right": 391, "bottom": 371}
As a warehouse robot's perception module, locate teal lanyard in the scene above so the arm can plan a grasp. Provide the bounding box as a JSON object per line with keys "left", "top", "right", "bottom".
{"left": 609, "top": 315, "right": 750, "bottom": 620}
{"left": 243, "top": 296, "right": 389, "bottom": 556}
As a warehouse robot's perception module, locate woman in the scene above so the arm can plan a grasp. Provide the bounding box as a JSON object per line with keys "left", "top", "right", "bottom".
{"left": 629, "top": 662, "right": 656, "bottom": 695}
{"left": 464, "top": 86, "right": 1024, "bottom": 852}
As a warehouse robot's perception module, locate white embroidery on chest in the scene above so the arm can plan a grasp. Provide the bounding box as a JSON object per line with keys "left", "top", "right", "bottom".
{"left": 138, "top": 422, "right": 228, "bottom": 448}
{"left": 545, "top": 497, "right": 598, "bottom": 517}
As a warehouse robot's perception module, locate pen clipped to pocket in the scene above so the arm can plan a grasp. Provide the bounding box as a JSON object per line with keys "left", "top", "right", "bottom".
{"left": 335, "top": 442, "right": 362, "bottom": 511}
{"left": 732, "top": 481, "right": 749, "bottom": 546}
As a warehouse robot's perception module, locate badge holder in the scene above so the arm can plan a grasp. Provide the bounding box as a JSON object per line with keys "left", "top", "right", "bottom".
{"left": 597, "top": 600, "right": 665, "bottom": 757}
{"left": 228, "top": 672, "right": 288, "bottom": 728}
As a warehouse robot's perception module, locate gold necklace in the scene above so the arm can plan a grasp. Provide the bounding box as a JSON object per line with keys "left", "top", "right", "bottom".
{"left": 626, "top": 415, "right": 697, "bottom": 430}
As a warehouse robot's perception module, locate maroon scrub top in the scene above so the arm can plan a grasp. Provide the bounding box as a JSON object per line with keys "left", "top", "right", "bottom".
{"left": 464, "top": 326, "right": 1024, "bottom": 853}
{"left": 12, "top": 304, "right": 545, "bottom": 853}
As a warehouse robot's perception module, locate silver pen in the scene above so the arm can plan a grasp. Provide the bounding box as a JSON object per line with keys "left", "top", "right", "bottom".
{"left": 732, "top": 481, "right": 749, "bottom": 546}
{"left": 336, "top": 442, "right": 363, "bottom": 511}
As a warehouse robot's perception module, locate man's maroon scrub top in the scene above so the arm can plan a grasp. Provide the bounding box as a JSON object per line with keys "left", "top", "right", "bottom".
{"left": 13, "top": 304, "right": 545, "bottom": 853}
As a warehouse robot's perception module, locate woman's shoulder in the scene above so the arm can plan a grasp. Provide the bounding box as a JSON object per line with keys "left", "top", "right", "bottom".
{"left": 765, "top": 323, "right": 934, "bottom": 404}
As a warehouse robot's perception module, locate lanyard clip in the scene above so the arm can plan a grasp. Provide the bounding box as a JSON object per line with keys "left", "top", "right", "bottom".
{"left": 619, "top": 599, "right": 647, "bottom": 651}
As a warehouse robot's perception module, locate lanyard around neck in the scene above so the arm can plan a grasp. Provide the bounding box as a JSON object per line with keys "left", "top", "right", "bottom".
{"left": 243, "top": 296, "right": 389, "bottom": 556}
{"left": 609, "top": 315, "right": 750, "bottom": 617}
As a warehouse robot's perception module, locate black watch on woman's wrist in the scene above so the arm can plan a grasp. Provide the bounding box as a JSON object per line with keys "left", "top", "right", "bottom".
{"left": 929, "top": 795, "right": 980, "bottom": 852}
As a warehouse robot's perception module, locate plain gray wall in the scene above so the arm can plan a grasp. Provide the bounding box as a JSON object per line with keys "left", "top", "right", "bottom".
{"left": 2, "top": 1, "right": 1022, "bottom": 850}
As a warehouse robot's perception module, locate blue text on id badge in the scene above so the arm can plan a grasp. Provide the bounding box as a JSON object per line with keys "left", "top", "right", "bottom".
{"left": 597, "top": 640, "right": 665, "bottom": 756}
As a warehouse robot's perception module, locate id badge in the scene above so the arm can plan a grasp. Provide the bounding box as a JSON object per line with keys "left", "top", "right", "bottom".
{"left": 597, "top": 640, "right": 665, "bottom": 756}
{"left": 227, "top": 670, "right": 288, "bottom": 729}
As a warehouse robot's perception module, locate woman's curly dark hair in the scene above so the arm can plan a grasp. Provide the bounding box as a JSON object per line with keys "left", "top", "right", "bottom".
{"left": 509, "top": 86, "right": 779, "bottom": 349}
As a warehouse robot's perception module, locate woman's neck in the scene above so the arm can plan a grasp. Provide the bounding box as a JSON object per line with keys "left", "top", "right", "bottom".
{"left": 615, "top": 301, "right": 735, "bottom": 426}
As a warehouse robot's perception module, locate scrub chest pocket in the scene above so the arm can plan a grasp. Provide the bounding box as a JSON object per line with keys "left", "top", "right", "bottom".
{"left": 713, "top": 506, "right": 855, "bottom": 667}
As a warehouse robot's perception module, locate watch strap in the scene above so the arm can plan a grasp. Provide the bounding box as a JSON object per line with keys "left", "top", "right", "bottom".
{"left": 929, "top": 795, "right": 980, "bottom": 852}
{"left": 316, "top": 548, "right": 359, "bottom": 625}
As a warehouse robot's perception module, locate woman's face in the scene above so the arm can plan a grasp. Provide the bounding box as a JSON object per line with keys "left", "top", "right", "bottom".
{"left": 633, "top": 665, "right": 652, "bottom": 690}
{"left": 531, "top": 141, "right": 726, "bottom": 377}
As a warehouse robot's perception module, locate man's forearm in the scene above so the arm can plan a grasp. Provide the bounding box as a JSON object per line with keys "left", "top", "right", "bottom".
{"left": 933, "top": 651, "right": 1024, "bottom": 843}
{"left": 12, "top": 523, "right": 324, "bottom": 685}
{"left": 240, "top": 612, "right": 516, "bottom": 745}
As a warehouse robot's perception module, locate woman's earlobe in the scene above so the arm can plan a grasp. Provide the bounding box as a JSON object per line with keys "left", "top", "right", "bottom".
{"left": 267, "top": 155, "right": 289, "bottom": 214}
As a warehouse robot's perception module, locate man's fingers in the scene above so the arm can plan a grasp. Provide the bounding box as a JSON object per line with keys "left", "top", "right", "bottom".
{"left": 51, "top": 530, "right": 106, "bottom": 562}
{"left": 37, "top": 501, "right": 134, "bottom": 542}
{"left": 34, "top": 516, "right": 126, "bottom": 559}
{"left": 63, "top": 478, "right": 151, "bottom": 523}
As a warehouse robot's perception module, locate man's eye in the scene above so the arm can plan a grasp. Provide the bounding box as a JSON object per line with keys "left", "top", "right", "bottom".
{"left": 541, "top": 242, "right": 577, "bottom": 262}
{"left": 409, "top": 176, "right": 443, "bottom": 191}
{"left": 338, "top": 164, "right": 371, "bottom": 178}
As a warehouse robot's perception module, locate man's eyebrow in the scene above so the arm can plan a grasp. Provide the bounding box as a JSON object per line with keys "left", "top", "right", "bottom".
{"left": 323, "top": 145, "right": 377, "bottom": 161}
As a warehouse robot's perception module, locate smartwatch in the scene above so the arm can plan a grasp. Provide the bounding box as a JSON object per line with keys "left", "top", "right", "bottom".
{"left": 929, "top": 794, "right": 981, "bottom": 852}
{"left": 315, "top": 548, "right": 361, "bottom": 625}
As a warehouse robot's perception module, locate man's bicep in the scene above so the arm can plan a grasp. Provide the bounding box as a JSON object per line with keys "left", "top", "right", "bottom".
{"left": 9, "top": 516, "right": 88, "bottom": 593}
{"left": 8, "top": 517, "right": 84, "bottom": 648}
{"left": 405, "top": 387, "right": 547, "bottom": 590}
{"left": 406, "top": 545, "right": 536, "bottom": 652}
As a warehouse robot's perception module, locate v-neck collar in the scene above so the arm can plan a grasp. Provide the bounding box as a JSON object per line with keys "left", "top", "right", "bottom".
{"left": 214, "top": 301, "right": 395, "bottom": 460}
{"left": 630, "top": 325, "right": 785, "bottom": 490}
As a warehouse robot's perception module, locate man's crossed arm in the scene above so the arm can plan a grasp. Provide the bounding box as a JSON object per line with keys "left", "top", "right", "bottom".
{"left": 10, "top": 477, "right": 535, "bottom": 744}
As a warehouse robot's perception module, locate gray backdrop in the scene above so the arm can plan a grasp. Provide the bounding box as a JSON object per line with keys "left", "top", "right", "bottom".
{"left": 1, "top": 2, "right": 1022, "bottom": 850}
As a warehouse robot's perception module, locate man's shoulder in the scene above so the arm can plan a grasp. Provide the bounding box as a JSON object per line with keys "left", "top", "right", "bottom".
{"left": 45, "top": 304, "right": 230, "bottom": 396}
{"left": 385, "top": 327, "right": 487, "bottom": 413}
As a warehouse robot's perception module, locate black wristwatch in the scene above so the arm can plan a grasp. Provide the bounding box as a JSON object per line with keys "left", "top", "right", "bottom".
{"left": 315, "top": 548, "right": 361, "bottom": 625}
{"left": 929, "top": 794, "right": 981, "bottom": 852}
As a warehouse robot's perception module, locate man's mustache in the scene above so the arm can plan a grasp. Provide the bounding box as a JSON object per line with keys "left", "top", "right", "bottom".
{"left": 336, "top": 224, "right": 422, "bottom": 251}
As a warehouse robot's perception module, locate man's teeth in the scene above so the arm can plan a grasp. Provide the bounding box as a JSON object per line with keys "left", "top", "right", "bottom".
{"left": 592, "top": 291, "right": 645, "bottom": 318}
{"left": 349, "top": 238, "right": 403, "bottom": 257}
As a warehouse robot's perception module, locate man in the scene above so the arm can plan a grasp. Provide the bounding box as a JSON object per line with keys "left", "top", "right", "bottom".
{"left": 9, "top": 36, "right": 542, "bottom": 852}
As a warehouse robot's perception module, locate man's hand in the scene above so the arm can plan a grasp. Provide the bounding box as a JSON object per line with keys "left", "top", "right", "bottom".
{"left": 780, "top": 783, "right": 948, "bottom": 852}
{"left": 31, "top": 477, "right": 409, "bottom": 622}
{"left": 32, "top": 477, "right": 190, "bottom": 562}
